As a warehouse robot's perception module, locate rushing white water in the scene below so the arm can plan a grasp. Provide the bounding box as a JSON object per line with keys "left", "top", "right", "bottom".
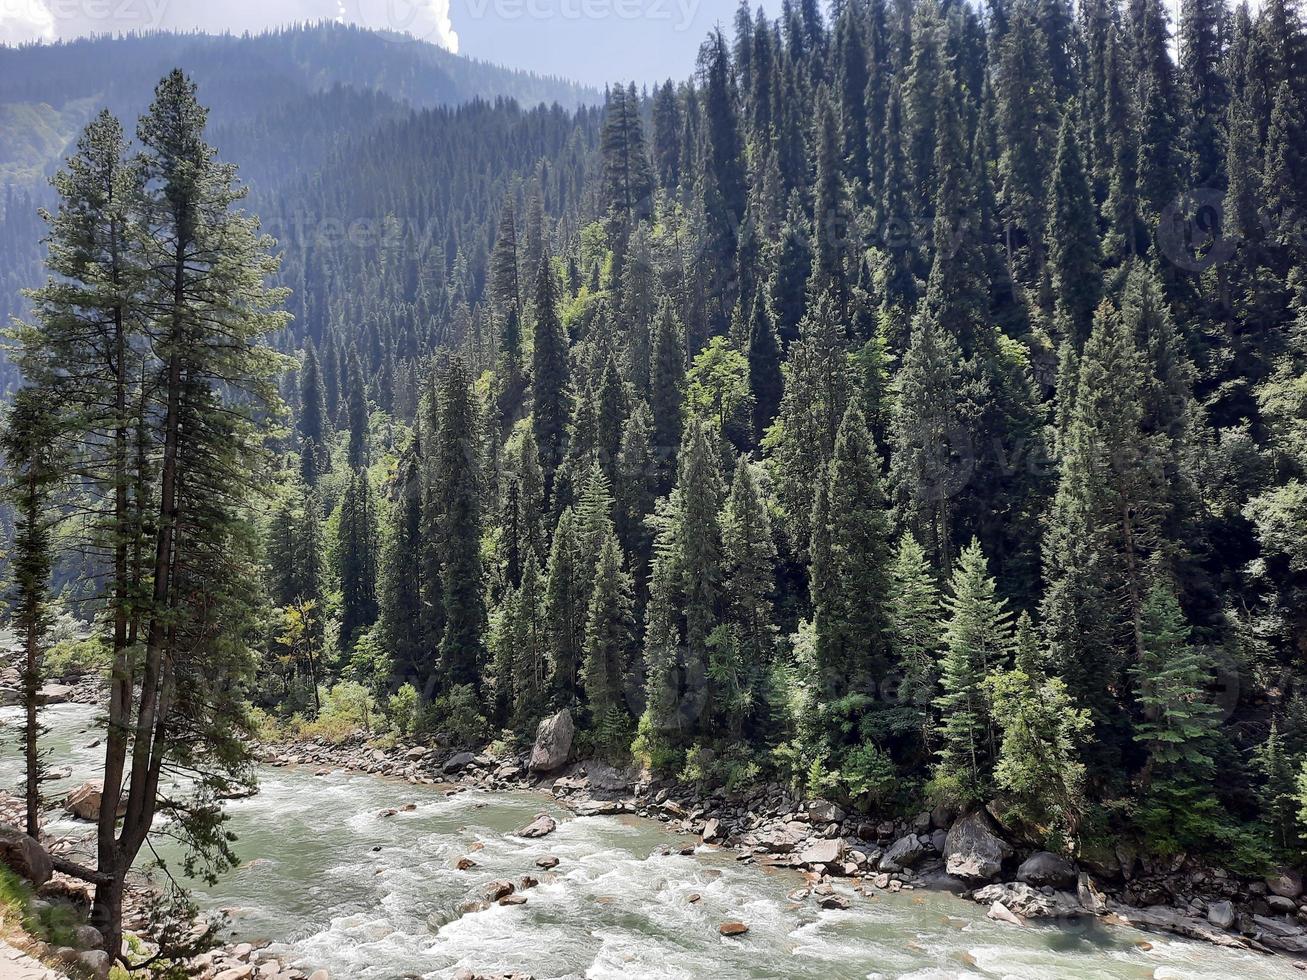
{"left": 3, "top": 703, "right": 1303, "bottom": 980}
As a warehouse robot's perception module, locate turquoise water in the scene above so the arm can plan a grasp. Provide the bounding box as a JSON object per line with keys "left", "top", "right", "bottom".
{"left": 2, "top": 703, "right": 1301, "bottom": 979}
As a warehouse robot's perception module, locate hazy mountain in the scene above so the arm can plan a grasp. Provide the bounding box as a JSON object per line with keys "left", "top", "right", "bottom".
{"left": 0, "top": 22, "right": 600, "bottom": 188}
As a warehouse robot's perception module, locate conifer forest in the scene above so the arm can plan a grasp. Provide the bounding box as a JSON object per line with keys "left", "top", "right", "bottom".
{"left": 2, "top": 0, "right": 1307, "bottom": 974}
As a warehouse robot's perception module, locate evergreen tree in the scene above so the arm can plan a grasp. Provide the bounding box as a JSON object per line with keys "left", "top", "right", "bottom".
{"left": 298, "top": 338, "right": 330, "bottom": 484}
{"left": 583, "top": 532, "right": 637, "bottom": 742}
{"left": 717, "top": 456, "right": 778, "bottom": 737}
{"left": 338, "top": 469, "right": 379, "bottom": 650}
{"left": 545, "top": 507, "right": 586, "bottom": 704}
{"left": 888, "top": 533, "right": 942, "bottom": 753}
{"left": 987, "top": 612, "right": 1092, "bottom": 844}
{"left": 435, "top": 357, "right": 486, "bottom": 692}
{"left": 932, "top": 539, "right": 1012, "bottom": 805}
{"left": 345, "top": 344, "right": 369, "bottom": 469}
{"left": 532, "top": 256, "right": 572, "bottom": 500}
{"left": 2, "top": 390, "right": 62, "bottom": 837}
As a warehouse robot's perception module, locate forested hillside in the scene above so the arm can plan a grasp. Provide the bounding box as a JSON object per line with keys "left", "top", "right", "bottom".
{"left": 9, "top": 0, "right": 1307, "bottom": 918}
{"left": 0, "top": 23, "right": 601, "bottom": 383}
{"left": 266, "top": 0, "right": 1307, "bottom": 869}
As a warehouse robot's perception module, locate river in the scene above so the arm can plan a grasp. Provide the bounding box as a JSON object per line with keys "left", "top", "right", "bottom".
{"left": 1, "top": 703, "right": 1301, "bottom": 980}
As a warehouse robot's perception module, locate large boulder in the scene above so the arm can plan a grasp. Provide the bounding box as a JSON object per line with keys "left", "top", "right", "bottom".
{"left": 880, "top": 835, "right": 928, "bottom": 871}
{"left": 529, "top": 710, "right": 574, "bottom": 773}
{"left": 799, "top": 837, "right": 846, "bottom": 867}
{"left": 516, "top": 814, "right": 557, "bottom": 839}
{"left": 944, "top": 811, "right": 1013, "bottom": 881}
{"left": 1267, "top": 868, "right": 1304, "bottom": 899}
{"left": 1207, "top": 899, "right": 1236, "bottom": 930}
{"left": 64, "top": 782, "right": 124, "bottom": 823}
{"left": 1016, "top": 852, "right": 1078, "bottom": 889}
{"left": 0, "top": 825, "right": 52, "bottom": 885}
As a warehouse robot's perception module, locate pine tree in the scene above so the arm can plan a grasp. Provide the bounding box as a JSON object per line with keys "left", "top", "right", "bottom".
{"left": 435, "top": 357, "right": 486, "bottom": 692}
{"left": 1130, "top": 579, "right": 1221, "bottom": 779}
{"left": 583, "top": 533, "right": 637, "bottom": 741}
{"left": 379, "top": 454, "right": 426, "bottom": 684}
{"left": 717, "top": 456, "right": 778, "bottom": 737}
{"left": 987, "top": 612, "right": 1091, "bottom": 844}
{"left": 889, "top": 311, "right": 965, "bottom": 571}
{"left": 649, "top": 301, "right": 686, "bottom": 487}
{"left": 1047, "top": 103, "right": 1103, "bottom": 349}
{"left": 338, "top": 469, "right": 379, "bottom": 650}
{"left": 346, "top": 344, "right": 369, "bottom": 469}
{"left": 932, "top": 539, "right": 1012, "bottom": 805}
{"left": 2, "top": 389, "right": 62, "bottom": 837}
{"left": 545, "top": 507, "right": 586, "bottom": 704}
{"left": 747, "top": 294, "right": 784, "bottom": 443}
{"left": 532, "top": 255, "right": 572, "bottom": 500}
{"left": 298, "top": 338, "right": 330, "bottom": 484}
{"left": 888, "top": 533, "right": 942, "bottom": 753}
{"left": 810, "top": 403, "right": 892, "bottom": 707}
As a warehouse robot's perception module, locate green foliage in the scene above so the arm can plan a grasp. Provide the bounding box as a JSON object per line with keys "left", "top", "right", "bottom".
{"left": 296, "top": 682, "right": 378, "bottom": 743}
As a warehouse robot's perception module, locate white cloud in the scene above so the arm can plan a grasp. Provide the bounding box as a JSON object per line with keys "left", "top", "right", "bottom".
{"left": 0, "top": 0, "right": 459, "bottom": 52}
{"left": 0, "top": 0, "right": 56, "bottom": 44}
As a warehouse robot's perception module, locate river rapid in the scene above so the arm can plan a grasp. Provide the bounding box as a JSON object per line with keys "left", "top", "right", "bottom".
{"left": 2, "top": 703, "right": 1302, "bottom": 980}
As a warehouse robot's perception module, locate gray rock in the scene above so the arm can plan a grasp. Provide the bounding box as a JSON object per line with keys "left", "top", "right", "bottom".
{"left": 972, "top": 882, "right": 1082, "bottom": 919}
{"left": 1076, "top": 872, "right": 1106, "bottom": 914}
{"left": 1107, "top": 901, "right": 1252, "bottom": 950}
{"left": 1267, "top": 894, "right": 1298, "bottom": 914}
{"left": 573, "top": 799, "right": 629, "bottom": 817}
{"left": 516, "top": 814, "right": 557, "bottom": 839}
{"left": 1252, "top": 913, "right": 1305, "bottom": 938}
{"left": 77, "top": 950, "right": 111, "bottom": 978}
{"left": 0, "top": 825, "right": 52, "bottom": 885}
{"left": 880, "top": 834, "right": 928, "bottom": 871}
{"left": 701, "top": 818, "right": 723, "bottom": 843}
{"left": 944, "top": 811, "right": 1013, "bottom": 881}
{"left": 73, "top": 924, "right": 104, "bottom": 950}
{"left": 529, "top": 710, "right": 574, "bottom": 773}
{"left": 1267, "top": 868, "right": 1304, "bottom": 899}
{"left": 443, "top": 751, "right": 476, "bottom": 773}
{"left": 930, "top": 829, "right": 947, "bottom": 854}
{"left": 1207, "top": 899, "right": 1236, "bottom": 930}
{"left": 1016, "top": 852, "right": 1077, "bottom": 889}
{"left": 807, "top": 799, "right": 845, "bottom": 824}
{"left": 799, "top": 837, "right": 846, "bottom": 867}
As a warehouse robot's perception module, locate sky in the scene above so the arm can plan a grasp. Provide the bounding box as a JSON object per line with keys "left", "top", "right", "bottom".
{"left": 0, "top": 0, "right": 790, "bottom": 86}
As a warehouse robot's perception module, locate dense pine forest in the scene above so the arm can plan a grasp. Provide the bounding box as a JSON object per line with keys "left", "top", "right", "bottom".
{"left": 5, "top": 0, "right": 1307, "bottom": 960}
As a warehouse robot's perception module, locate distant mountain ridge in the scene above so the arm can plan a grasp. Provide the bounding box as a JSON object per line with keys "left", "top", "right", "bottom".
{"left": 0, "top": 22, "right": 601, "bottom": 188}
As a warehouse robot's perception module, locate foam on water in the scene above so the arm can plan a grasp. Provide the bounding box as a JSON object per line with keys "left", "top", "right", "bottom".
{"left": 4, "top": 705, "right": 1307, "bottom": 980}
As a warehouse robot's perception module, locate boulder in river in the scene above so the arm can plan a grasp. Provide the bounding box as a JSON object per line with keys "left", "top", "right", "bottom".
{"left": 719, "top": 922, "right": 749, "bottom": 936}
{"left": 529, "top": 709, "right": 574, "bottom": 773}
{"left": 64, "top": 781, "right": 125, "bottom": 822}
{"left": 483, "top": 880, "right": 516, "bottom": 902}
{"left": 987, "top": 900, "right": 1024, "bottom": 927}
{"left": 536, "top": 855, "right": 560, "bottom": 869}
{"left": 701, "top": 818, "right": 723, "bottom": 843}
{"left": 799, "top": 837, "right": 846, "bottom": 868}
{"left": 0, "top": 825, "right": 52, "bottom": 885}
{"left": 973, "top": 882, "right": 1082, "bottom": 919}
{"left": 944, "top": 811, "right": 1012, "bottom": 881}
{"left": 1016, "top": 852, "right": 1078, "bottom": 889}
{"left": 516, "top": 814, "right": 557, "bottom": 839}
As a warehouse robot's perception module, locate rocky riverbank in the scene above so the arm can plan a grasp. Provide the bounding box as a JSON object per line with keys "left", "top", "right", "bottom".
{"left": 262, "top": 708, "right": 1307, "bottom": 968}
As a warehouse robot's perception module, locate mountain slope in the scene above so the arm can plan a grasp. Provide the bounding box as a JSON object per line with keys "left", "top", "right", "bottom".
{"left": 0, "top": 23, "right": 599, "bottom": 188}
